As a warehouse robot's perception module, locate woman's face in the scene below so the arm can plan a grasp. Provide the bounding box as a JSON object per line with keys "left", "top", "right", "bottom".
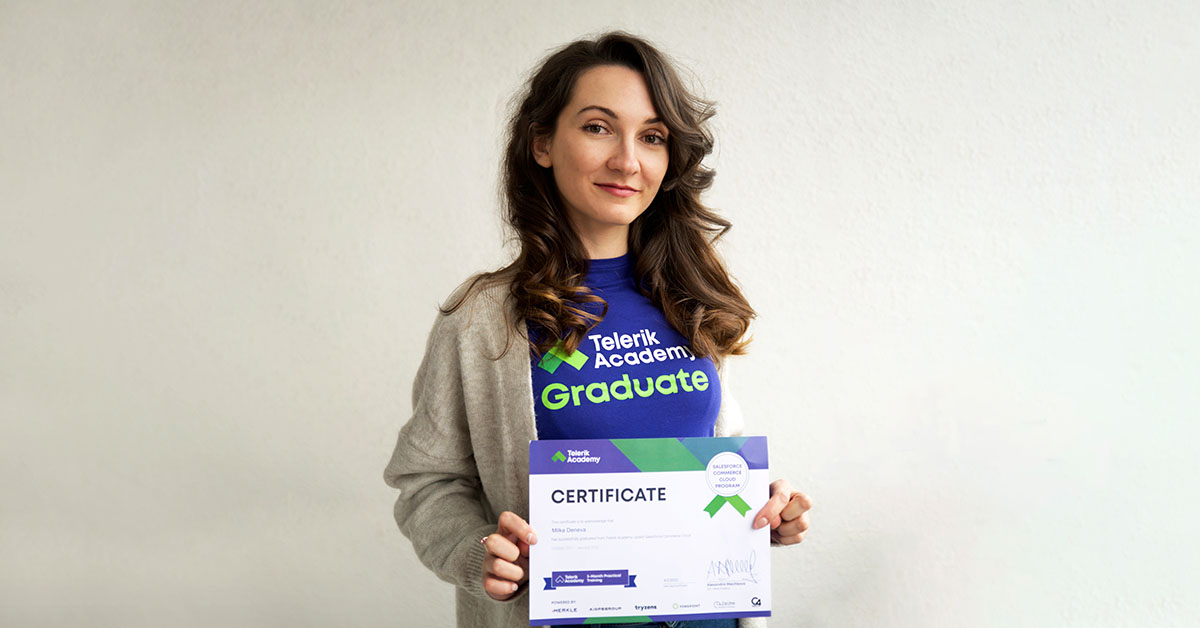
{"left": 533, "top": 64, "right": 669, "bottom": 258}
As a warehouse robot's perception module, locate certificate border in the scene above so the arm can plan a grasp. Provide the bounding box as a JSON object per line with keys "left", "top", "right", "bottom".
{"left": 529, "top": 436, "right": 771, "bottom": 625}
{"left": 530, "top": 610, "right": 771, "bottom": 625}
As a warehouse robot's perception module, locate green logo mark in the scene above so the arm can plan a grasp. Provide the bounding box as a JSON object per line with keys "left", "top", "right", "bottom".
{"left": 537, "top": 341, "right": 589, "bottom": 374}
{"left": 552, "top": 451, "right": 567, "bottom": 462}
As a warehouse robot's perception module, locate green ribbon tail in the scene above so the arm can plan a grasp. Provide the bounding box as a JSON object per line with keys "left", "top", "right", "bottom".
{"left": 727, "top": 495, "right": 751, "bottom": 516}
{"left": 703, "top": 495, "right": 752, "bottom": 518}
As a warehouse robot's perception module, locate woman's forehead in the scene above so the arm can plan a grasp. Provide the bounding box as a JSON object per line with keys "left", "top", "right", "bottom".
{"left": 563, "top": 65, "right": 660, "bottom": 122}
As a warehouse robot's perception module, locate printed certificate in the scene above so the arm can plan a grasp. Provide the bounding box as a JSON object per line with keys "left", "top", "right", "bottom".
{"left": 528, "top": 436, "right": 770, "bottom": 625}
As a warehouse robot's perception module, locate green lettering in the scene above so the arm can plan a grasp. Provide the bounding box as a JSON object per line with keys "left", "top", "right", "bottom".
{"left": 542, "top": 383, "right": 570, "bottom": 410}
{"left": 611, "top": 374, "right": 633, "bottom": 400}
{"left": 585, "top": 382, "right": 611, "bottom": 403}
{"left": 544, "top": 369, "right": 708, "bottom": 410}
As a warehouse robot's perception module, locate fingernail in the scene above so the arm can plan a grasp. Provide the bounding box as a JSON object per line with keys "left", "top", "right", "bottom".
{"left": 527, "top": 532, "right": 537, "bottom": 544}
{"left": 510, "top": 582, "right": 518, "bottom": 592}
{"left": 755, "top": 517, "right": 768, "bottom": 529}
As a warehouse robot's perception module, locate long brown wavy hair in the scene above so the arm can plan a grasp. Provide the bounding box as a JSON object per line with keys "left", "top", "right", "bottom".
{"left": 444, "top": 31, "right": 754, "bottom": 363}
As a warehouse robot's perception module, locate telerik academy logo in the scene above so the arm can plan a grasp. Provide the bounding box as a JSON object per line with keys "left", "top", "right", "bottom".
{"left": 556, "top": 448, "right": 601, "bottom": 464}
{"left": 537, "top": 341, "right": 589, "bottom": 374}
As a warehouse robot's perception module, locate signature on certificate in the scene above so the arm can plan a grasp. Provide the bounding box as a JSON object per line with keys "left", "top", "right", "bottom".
{"left": 706, "top": 550, "right": 758, "bottom": 584}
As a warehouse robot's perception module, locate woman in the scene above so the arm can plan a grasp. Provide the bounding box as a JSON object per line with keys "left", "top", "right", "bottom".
{"left": 384, "top": 32, "right": 812, "bottom": 628}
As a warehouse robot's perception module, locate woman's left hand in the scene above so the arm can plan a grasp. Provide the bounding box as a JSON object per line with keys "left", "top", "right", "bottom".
{"left": 752, "top": 479, "right": 813, "bottom": 545}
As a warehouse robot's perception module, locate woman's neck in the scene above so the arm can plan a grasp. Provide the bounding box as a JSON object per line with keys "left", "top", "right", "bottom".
{"left": 576, "top": 226, "right": 629, "bottom": 259}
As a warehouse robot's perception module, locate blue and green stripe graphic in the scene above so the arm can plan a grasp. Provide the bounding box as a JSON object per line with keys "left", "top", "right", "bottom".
{"left": 610, "top": 437, "right": 752, "bottom": 517}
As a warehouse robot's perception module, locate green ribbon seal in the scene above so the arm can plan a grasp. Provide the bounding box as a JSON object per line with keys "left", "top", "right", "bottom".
{"left": 704, "top": 494, "right": 751, "bottom": 517}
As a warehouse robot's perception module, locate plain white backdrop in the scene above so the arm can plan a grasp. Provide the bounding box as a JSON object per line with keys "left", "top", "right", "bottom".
{"left": 2, "top": 1, "right": 1198, "bottom": 626}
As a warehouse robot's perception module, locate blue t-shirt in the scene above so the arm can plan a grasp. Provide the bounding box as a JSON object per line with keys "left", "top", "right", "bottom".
{"left": 529, "top": 254, "right": 721, "bottom": 440}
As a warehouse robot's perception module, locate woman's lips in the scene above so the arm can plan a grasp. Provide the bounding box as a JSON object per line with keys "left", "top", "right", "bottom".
{"left": 596, "top": 184, "right": 637, "bottom": 198}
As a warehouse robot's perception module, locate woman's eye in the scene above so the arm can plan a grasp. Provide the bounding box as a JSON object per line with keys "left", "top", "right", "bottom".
{"left": 583, "top": 124, "right": 607, "bottom": 134}
{"left": 644, "top": 133, "right": 667, "bottom": 145}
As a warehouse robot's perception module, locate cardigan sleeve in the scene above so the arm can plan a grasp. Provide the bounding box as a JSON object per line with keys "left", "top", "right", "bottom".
{"left": 383, "top": 306, "right": 500, "bottom": 601}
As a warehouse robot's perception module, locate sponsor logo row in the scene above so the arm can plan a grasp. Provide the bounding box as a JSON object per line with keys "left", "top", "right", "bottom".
{"left": 549, "top": 597, "right": 760, "bottom": 614}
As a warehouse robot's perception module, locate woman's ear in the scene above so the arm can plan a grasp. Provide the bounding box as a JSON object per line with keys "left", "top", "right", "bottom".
{"left": 532, "top": 134, "right": 553, "bottom": 168}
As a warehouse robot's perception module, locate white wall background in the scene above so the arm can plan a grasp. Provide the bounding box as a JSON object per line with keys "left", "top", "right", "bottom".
{"left": 2, "top": 1, "right": 1197, "bottom": 626}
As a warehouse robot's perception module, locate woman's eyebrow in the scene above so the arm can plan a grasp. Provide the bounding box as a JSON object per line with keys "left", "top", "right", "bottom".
{"left": 575, "top": 105, "right": 662, "bottom": 125}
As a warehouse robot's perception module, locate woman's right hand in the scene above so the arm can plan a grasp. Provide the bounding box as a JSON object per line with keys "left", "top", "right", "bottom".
{"left": 481, "top": 511, "right": 538, "bottom": 601}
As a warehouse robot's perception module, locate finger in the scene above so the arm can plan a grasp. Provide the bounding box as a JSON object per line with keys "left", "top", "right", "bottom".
{"left": 776, "top": 511, "right": 810, "bottom": 537}
{"left": 779, "top": 492, "right": 814, "bottom": 522}
{"left": 484, "top": 555, "right": 525, "bottom": 583}
{"left": 753, "top": 486, "right": 791, "bottom": 530}
{"left": 482, "top": 533, "right": 520, "bottom": 563}
{"left": 515, "top": 555, "right": 530, "bottom": 585}
{"left": 772, "top": 531, "right": 806, "bottom": 546}
{"left": 498, "top": 511, "right": 538, "bottom": 546}
{"left": 511, "top": 532, "right": 534, "bottom": 559}
{"left": 483, "top": 574, "right": 519, "bottom": 600}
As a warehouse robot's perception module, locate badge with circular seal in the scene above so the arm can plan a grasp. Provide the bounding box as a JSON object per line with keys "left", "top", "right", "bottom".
{"left": 704, "top": 451, "right": 752, "bottom": 517}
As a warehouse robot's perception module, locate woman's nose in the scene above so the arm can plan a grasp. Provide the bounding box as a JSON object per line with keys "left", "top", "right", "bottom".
{"left": 607, "top": 137, "right": 640, "bottom": 174}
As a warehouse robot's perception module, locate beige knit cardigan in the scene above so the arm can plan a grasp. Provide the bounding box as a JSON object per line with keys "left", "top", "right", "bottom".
{"left": 384, "top": 281, "right": 767, "bottom": 628}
